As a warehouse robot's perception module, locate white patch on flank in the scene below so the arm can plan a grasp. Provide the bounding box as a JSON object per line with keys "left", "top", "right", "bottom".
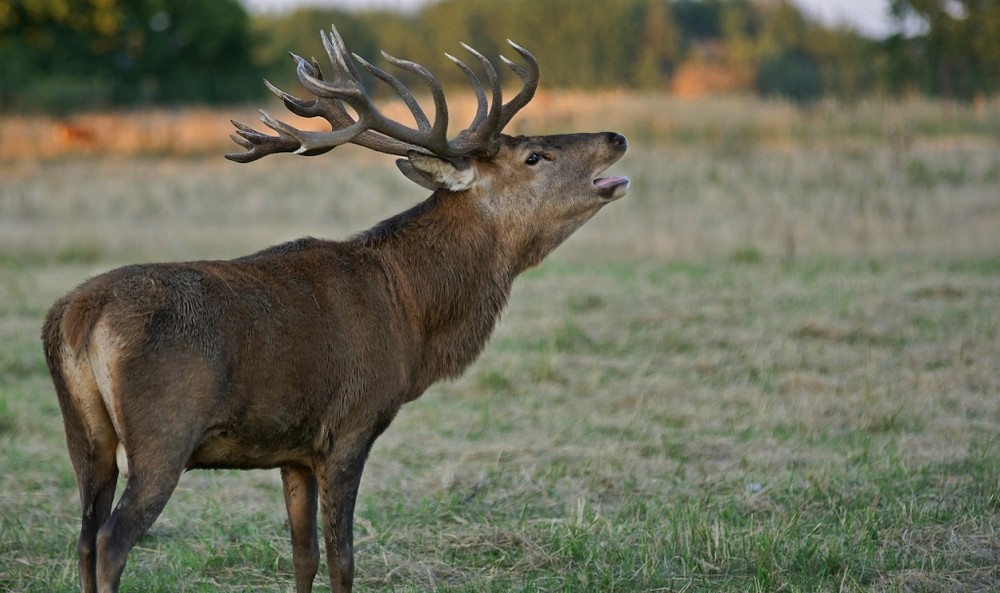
{"left": 90, "top": 320, "right": 125, "bottom": 437}
{"left": 61, "top": 342, "right": 117, "bottom": 450}
{"left": 116, "top": 442, "right": 131, "bottom": 478}
{"left": 90, "top": 319, "right": 130, "bottom": 478}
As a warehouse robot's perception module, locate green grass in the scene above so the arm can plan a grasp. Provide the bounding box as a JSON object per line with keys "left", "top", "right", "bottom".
{"left": 2, "top": 98, "right": 999, "bottom": 592}
{"left": 3, "top": 256, "right": 997, "bottom": 592}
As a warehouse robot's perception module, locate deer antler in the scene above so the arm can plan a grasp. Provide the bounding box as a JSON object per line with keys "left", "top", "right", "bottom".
{"left": 226, "top": 26, "right": 539, "bottom": 163}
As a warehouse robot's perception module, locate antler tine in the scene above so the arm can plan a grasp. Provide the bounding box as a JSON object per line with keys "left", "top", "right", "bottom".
{"left": 281, "top": 53, "right": 350, "bottom": 123}
{"left": 225, "top": 116, "right": 303, "bottom": 163}
{"left": 261, "top": 109, "right": 368, "bottom": 157}
{"left": 297, "top": 61, "right": 366, "bottom": 103}
{"left": 445, "top": 51, "right": 488, "bottom": 131}
{"left": 449, "top": 42, "right": 504, "bottom": 155}
{"left": 282, "top": 53, "right": 366, "bottom": 132}
{"left": 498, "top": 39, "right": 540, "bottom": 130}
{"left": 320, "top": 27, "right": 362, "bottom": 85}
{"left": 265, "top": 78, "right": 321, "bottom": 120}
{"left": 352, "top": 53, "right": 432, "bottom": 132}
{"left": 379, "top": 51, "right": 450, "bottom": 152}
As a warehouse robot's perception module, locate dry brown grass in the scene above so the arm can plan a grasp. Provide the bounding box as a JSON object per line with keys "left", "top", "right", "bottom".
{"left": 4, "top": 90, "right": 998, "bottom": 159}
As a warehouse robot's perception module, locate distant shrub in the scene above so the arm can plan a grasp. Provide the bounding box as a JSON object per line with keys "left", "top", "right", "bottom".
{"left": 757, "top": 51, "right": 823, "bottom": 105}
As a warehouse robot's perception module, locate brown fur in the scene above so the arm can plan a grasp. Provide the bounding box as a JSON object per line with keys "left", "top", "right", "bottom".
{"left": 44, "top": 131, "right": 628, "bottom": 593}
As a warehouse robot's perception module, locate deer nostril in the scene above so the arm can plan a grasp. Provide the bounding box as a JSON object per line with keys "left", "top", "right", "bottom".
{"left": 608, "top": 133, "right": 627, "bottom": 148}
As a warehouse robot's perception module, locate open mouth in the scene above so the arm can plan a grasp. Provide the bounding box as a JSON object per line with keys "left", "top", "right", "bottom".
{"left": 593, "top": 175, "right": 630, "bottom": 200}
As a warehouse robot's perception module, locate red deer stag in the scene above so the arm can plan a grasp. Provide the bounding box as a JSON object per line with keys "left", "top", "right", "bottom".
{"left": 43, "top": 26, "right": 629, "bottom": 593}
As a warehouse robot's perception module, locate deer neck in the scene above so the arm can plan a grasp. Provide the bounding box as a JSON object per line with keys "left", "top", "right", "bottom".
{"left": 359, "top": 191, "right": 515, "bottom": 385}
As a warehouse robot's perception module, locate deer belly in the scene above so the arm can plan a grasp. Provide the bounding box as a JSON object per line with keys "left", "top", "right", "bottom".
{"left": 188, "top": 430, "right": 312, "bottom": 470}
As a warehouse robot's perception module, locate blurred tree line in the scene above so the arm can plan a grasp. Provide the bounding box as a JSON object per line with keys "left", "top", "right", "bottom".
{"left": 0, "top": 0, "right": 261, "bottom": 111}
{"left": 2, "top": 0, "right": 998, "bottom": 113}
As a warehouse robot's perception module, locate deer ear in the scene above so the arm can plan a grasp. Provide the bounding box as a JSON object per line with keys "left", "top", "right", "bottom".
{"left": 395, "top": 159, "right": 444, "bottom": 191}
{"left": 403, "top": 151, "right": 474, "bottom": 192}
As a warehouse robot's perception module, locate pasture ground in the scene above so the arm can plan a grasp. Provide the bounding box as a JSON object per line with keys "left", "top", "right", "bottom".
{"left": 1, "top": 95, "right": 998, "bottom": 592}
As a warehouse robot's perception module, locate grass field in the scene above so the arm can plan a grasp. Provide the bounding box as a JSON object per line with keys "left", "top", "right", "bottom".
{"left": 1, "top": 94, "right": 999, "bottom": 592}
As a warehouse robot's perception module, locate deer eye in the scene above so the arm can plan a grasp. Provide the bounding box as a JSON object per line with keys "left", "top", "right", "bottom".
{"left": 525, "top": 152, "right": 541, "bottom": 166}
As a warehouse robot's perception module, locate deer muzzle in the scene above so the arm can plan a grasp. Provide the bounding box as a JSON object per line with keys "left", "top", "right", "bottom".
{"left": 593, "top": 133, "right": 630, "bottom": 201}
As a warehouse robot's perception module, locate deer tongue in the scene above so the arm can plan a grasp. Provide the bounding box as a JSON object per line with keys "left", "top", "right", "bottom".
{"left": 594, "top": 176, "right": 628, "bottom": 188}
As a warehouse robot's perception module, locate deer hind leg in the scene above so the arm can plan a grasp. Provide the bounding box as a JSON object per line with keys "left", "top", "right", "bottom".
{"left": 93, "top": 449, "right": 187, "bottom": 593}
{"left": 91, "top": 379, "right": 207, "bottom": 593}
{"left": 51, "top": 344, "right": 120, "bottom": 593}
{"left": 282, "top": 465, "right": 320, "bottom": 593}
{"left": 89, "top": 351, "right": 216, "bottom": 593}
{"left": 75, "top": 450, "right": 119, "bottom": 593}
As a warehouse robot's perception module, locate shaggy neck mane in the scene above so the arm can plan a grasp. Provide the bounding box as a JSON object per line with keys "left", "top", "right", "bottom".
{"left": 356, "top": 191, "right": 515, "bottom": 389}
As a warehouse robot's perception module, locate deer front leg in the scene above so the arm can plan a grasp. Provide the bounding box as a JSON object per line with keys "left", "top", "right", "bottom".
{"left": 315, "top": 434, "right": 373, "bottom": 593}
{"left": 281, "top": 465, "right": 320, "bottom": 593}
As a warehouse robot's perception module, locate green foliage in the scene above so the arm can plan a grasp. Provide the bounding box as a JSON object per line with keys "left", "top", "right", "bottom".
{"left": 0, "top": 0, "right": 264, "bottom": 112}
{"left": 113, "top": 0, "right": 263, "bottom": 105}
{"left": 889, "top": 0, "right": 1000, "bottom": 99}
